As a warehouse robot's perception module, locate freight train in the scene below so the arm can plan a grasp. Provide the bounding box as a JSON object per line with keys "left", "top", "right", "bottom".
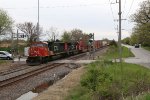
{"left": 26, "top": 40, "right": 104, "bottom": 65}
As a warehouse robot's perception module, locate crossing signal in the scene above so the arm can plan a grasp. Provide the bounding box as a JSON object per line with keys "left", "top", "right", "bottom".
{"left": 89, "top": 33, "right": 93, "bottom": 38}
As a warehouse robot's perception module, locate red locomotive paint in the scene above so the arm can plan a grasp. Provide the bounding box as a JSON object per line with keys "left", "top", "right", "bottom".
{"left": 64, "top": 43, "right": 68, "bottom": 51}
{"left": 29, "top": 42, "right": 49, "bottom": 57}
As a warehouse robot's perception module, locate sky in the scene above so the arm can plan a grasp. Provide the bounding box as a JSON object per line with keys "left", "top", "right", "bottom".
{"left": 0, "top": 0, "right": 146, "bottom": 41}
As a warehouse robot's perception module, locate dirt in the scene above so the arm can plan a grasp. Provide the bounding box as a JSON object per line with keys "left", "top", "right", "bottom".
{"left": 32, "top": 66, "right": 87, "bottom": 100}
{"left": 0, "top": 47, "right": 108, "bottom": 100}
{"left": 0, "top": 61, "right": 14, "bottom": 71}
{"left": 0, "top": 60, "right": 26, "bottom": 73}
{"left": 32, "top": 48, "right": 108, "bottom": 100}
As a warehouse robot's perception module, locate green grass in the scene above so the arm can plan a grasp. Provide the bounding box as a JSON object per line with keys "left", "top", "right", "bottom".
{"left": 0, "top": 60, "right": 8, "bottom": 64}
{"left": 143, "top": 46, "right": 150, "bottom": 51}
{"left": 66, "top": 61, "right": 150, "bottom": 100}
{"left": 125, "top": 92, "right": 150, "bottom": 100}
{"left": 65, "top": 85, "right": 91, "bottom": 100}
{"left": 103, "top": 46, "right": 134, "bottom": 60}
{"left": 65, "top": 45, "right": 150, "bottom": 100}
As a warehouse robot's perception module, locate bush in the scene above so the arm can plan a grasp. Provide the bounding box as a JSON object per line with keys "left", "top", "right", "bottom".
{"left": 109, "top": 40, "right": 117, "bottom": 47}
{"left": 0, "top": 47, "right": 11, "bottom": 52}
{"left": 103, "top": 46, "right": 134, "bottom": 60}
{"left": 80, "top": 61, "right": 150, "bottom": 100}
{"left": 65, "top": 85, "right": 91, "bottom": 100}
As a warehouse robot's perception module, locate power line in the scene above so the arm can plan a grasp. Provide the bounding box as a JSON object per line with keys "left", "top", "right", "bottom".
{"left": 122, "top": 0, "right": 126, "bottom": 17}
{"left": 1, "top": 3, "right": 109, "bottom": 10}
{"left": 125, "top": 0, "right": 135, "bottom": 18}
{"left": 108, "top": 0, "right": 115, "bottom": 20}
{"left": 108, "top": 0, "right": 118, "bottom": 36}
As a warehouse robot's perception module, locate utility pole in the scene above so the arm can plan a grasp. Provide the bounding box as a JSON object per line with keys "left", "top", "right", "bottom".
{"left": 117, "top": 0, "right": 122, "bottom": 63}
{"left": 37, "top": 0, "right": 40, "bottom": 41}
{"left": 92, "top": 33, "right": 95, "bottom": 60}
{"left": 17, "top": 29, "right": 19, "bottom": 55}
{"left": 11, "top": 30, "right": 14, "bottom": 63}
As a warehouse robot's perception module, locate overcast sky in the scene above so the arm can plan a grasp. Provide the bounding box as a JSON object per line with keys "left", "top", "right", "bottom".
{"left": 0, "top": 0, "right": 145, "bottom": 40}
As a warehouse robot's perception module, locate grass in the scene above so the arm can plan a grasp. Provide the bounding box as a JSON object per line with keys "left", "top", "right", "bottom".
{"left": 143, "top": 46, "right": 150, "bottom": 51}
{"left": 103, "top": 46, "right": 134, "bottom": 60}
{"left": 66, "top": 61, "right": 150, "bottom": 100}
{"left": 0, "top": 60, "right": 8, "bottom": 65}
{"left": 0, "top": 60, "right": 6, "bottom": 64}
{"left": 125, "top": 92, "right": 150, "bottom": 100}
{"left": 65, "top": 45, "right": 150, "bottom": 100}
{"left": 65, "top": 85, "right": 91, "bottom": 100}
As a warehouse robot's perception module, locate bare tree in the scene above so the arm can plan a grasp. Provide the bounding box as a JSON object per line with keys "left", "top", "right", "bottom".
{"left": 46, "top": 27, "right": 59, "bottom": 41}
{"left": 16, "top": 22, "right": 42, "bottom": 43}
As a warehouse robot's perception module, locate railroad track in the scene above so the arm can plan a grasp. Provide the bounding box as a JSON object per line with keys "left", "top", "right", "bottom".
{"left": 0, "top": 53, "right": 86, "bottom": 87}
{"left": 0, "top": 64, "right": 30, "bottom": 76}
{"left": 0, "top": 63, "right": 65, "bottom": 87}
{"left": 0, "top": 46, "right": 106, "bottom": 75}
{"left": 0, "top": 47, "right": 107, "bottom": 88}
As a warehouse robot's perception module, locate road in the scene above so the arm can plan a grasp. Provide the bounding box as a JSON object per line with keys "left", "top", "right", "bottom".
{"left": 123, "top": 45, "right": 150, "bottom": 68}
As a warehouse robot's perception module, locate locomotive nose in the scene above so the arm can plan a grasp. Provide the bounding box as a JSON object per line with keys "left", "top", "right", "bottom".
{"left": 29, "top": 47, "right": 39, "bottom": 56}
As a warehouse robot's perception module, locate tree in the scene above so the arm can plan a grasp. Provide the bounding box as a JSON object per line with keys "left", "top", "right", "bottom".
{"left": 71, "top": 29, "right": 83, "bottom": 42}
{"left": 61, "top": 28, "right": 90, "bottom": 45}
{"left": 16, "top": 22, "right": 42, "bottom": 43}
{"left": 130, "top": 0, "right": 150, "bottom": 46}
{"left": 131, "top": 23, "right": 150, "bottom": 46}
{"left": 131, "top": 1, "right": 150, "bottom": 25}
{"left": 46, "top": 27, "right": 59, "bottom": 41}
{"left": 122, "top": 37, "right": 131, "bottom": 45}
{"left": 0, "top": 9, "right": 13, "bottom": 35}
{"left": 61, "top": 28, "right": 88, "bottom": 43}
{"left": 61, "top": 31, "right": 72, "bottom": 42}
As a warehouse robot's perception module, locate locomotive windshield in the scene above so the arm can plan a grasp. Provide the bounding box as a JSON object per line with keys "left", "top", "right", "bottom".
{"left": 31, "top": 43, "right": 47, "bottom": 47}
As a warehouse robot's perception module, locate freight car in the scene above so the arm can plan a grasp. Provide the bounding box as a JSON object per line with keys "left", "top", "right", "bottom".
{"left": 26, "top": 40, "right": 103, "bottom": 65}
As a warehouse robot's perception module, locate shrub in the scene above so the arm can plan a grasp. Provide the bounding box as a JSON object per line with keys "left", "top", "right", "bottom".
{"left": 80, "top": 61, "right": 150, "bottom": 100}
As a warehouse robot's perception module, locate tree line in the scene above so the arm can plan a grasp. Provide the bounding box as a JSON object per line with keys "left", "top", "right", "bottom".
{"left": 0, "top": 8, "right": 91, "bottom": 46}
{"left": 122, "top": 0, "right": 150, "bottom": 47}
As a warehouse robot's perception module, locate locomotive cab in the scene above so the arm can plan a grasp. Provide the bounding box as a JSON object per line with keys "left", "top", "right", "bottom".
{"left": 26, "top": 42, "right": 50, "bottom": 65}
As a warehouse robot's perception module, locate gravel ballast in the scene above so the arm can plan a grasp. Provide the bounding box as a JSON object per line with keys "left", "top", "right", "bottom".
{"left": 0, "top": 48, "right": 108, "bottom": 100}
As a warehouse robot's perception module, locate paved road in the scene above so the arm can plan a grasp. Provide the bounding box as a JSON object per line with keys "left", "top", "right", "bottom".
{"left": 123, "top": 45, "right": 150, "bottom": 68}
